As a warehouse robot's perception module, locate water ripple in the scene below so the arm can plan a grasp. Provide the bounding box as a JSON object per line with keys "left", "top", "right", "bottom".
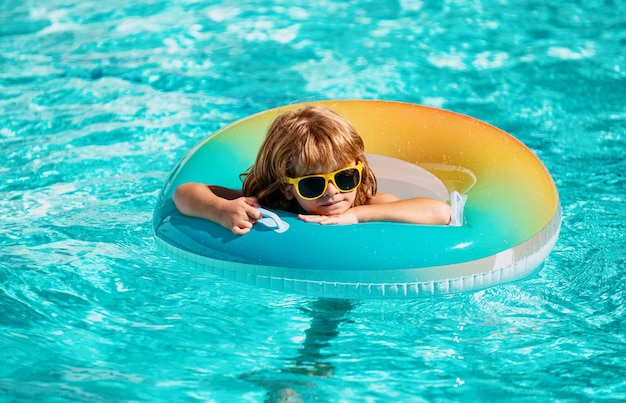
{"left": 2, "top": 0, "right": 626, "bottom": 401}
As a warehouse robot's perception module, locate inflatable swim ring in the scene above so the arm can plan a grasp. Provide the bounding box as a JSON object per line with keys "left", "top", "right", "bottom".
{"left": 153, "top": 100, "right": 561, "bottom": 298}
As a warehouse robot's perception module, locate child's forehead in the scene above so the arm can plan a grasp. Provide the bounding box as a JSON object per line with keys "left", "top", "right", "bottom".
{"left": 293, "top": 157, "right": 356, "bottom": 175}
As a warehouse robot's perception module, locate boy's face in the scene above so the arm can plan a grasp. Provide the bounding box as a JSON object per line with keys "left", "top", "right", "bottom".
{"left": 282, "top": 161, "right": 359, "bottom": 216}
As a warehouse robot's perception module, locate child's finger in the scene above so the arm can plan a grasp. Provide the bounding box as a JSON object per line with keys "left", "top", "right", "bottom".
{"left": 298, "top": 214, "right": 326, "bottom": 223}
{"left": 232, "top": 226, "right": 251, "bottom": 235}
{"left": 246, "top": 205, "right": 262, "bottom": 221}
{"left": 232, "top": 220, "right": 253, "bottom": 235}
{"left": 243, "top": 197, "right": 259, "bottom": 207}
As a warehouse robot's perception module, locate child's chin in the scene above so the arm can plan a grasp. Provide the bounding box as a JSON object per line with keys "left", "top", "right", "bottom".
{"left": 315, "top": 203, "right": 349, "bottom": 216}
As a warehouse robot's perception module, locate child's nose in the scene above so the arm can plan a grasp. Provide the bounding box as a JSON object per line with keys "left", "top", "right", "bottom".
{"left": 326, "top": 181, "right": 340, "bottom": 195}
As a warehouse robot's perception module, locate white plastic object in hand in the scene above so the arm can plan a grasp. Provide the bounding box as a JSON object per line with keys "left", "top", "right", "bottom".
{"left": 255, "top": 207, "right": 290, "bottom": 233}
{"left": 449, "top": 191, "right": 467, "bottom": 227}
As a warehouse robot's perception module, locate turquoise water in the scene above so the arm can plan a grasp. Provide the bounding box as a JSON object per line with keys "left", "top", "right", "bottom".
{"left": 1, "top": 0, "right": 625, "bottom": 401}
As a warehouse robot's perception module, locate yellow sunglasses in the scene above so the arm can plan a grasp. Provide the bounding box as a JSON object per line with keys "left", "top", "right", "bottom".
{"left": 285, "top": 162, "right": 363, "bottom": 200}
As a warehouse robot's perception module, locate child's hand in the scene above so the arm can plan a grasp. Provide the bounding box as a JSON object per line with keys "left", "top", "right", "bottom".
{"left": 298, "top": 212, "right": 358, "bottom": 225}
{"left": 217, "top": 197, "right": 262, "bottom": 235}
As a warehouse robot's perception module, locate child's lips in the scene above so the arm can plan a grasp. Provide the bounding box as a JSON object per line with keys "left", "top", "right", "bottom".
{"left": 321, "top": 199, "right": 341, "bottom": 207}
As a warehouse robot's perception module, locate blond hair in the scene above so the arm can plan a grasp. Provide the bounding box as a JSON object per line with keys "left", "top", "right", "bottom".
{"left": 242, "top": 105, "right": 377, "bottom": 211}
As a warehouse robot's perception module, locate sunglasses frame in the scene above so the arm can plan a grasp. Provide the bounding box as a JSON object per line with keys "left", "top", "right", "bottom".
{"left": 284, "top": 162, "right": 363, "bottom": 200}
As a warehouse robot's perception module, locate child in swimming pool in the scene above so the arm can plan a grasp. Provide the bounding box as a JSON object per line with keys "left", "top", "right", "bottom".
{"left": 174, "top": 105, "right": 452, "bottom": 235}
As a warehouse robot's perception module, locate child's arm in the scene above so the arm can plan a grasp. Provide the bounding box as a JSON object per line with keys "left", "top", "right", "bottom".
{"left": 173, "top": 183, "right": 262, "bottom": 235}
{"left": 354, "top": 195, "right": 451, "bottom": 224}
{"left": 299, "top": 192, "right": 451, "bottom": 225}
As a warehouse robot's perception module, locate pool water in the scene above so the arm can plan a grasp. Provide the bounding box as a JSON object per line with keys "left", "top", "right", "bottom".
{"left": 1, "top": 0, "right": 625, "bottom": 401}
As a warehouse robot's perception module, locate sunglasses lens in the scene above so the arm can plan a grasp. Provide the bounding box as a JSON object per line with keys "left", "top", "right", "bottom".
{"left": 298, "top": 176, "right": 327, "bottom": 199}
{"left": 334, "top": 168, "right": 360, "bottom": 191}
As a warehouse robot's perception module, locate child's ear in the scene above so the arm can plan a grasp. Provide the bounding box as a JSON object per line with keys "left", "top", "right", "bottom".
{"left": 281, "top": 185, "right": 294, "bottom": 200}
